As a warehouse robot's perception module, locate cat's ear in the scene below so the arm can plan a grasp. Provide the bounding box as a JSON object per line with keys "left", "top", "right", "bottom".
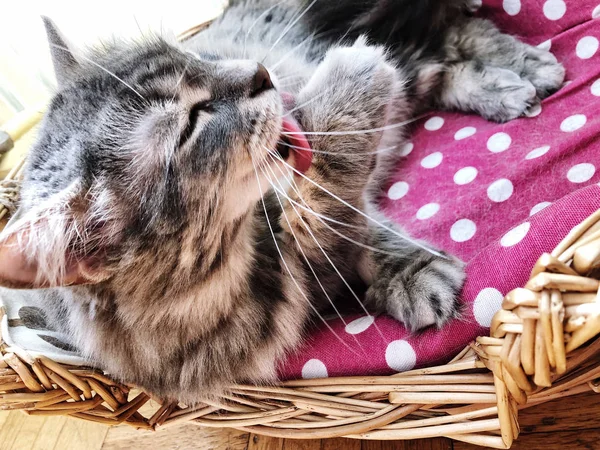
{"left": 42, "top": 16, "right": 80, "bottom": 86}
{"left": 0, "top": 200, "right": 111, "bottom": 289}
{"left": 0, "top": 225, "right": 110, "bottom": 290}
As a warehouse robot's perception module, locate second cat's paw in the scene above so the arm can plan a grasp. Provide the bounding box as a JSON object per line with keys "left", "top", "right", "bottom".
{"left": 477, "top": 67, "right": 538, "bottom": 122}
{"left": 369, "top": 252, "right": 465, "bottom": 331}
{"left": 521, "top": 46, "right": 565, "bottom": 98}
{"left": 298, "top": 37, "right": 398, "bottom": 134}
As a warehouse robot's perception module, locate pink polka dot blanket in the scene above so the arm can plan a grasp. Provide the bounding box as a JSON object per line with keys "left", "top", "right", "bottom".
{"left": 279, "top": 0, "right": 600, "bottom": 380}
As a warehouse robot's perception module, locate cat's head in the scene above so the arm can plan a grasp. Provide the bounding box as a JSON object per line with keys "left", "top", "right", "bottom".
{"left": 0, "top": 18, "right": 312, "bottom": 289}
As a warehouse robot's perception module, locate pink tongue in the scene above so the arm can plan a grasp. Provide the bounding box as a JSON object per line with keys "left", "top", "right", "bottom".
{"left": 281, "top": 117, "right": 313, "bottom": 174}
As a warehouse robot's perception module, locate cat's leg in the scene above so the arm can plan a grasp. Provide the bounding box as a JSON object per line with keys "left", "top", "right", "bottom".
{"left": 280, "top": 40, "right": 466, "bottom": 330}
{"left": 280, "top": 40, "right": 400, "bottom": 255}
{"left": 438, "top": 18, "right": 565, "bottom": 122}
{"left": 359, "top": 209, "right": 465, "bottom": 331}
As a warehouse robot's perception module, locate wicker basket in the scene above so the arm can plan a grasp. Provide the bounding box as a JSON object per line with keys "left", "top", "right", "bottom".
{"left": 1, "top": 28, "right": 600, "bottom": 449}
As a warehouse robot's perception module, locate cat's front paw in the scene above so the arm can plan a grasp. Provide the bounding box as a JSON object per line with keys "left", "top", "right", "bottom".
{"left": 368, "top": 252, "right": 465, "bottom": 331}
{"left": 521, "top": 46, "right": 565, "bottom": 98}
{"left": 326, "top": 36, "right": 395, "bottom": 81}
{"left": 301, "top": 37, "right": 398, "bottom": 111}
{"left": 296, "top": 37, "right": 399, "bottom": 151}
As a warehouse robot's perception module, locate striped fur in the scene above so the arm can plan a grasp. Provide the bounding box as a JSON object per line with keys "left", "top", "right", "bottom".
{"left": 0, "top": 2, "right": 563, "bottom": 402}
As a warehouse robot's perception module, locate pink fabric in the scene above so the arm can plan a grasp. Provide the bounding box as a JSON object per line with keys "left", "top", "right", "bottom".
{"left": 279, "top": 0, "right": 600, "bottom": 380}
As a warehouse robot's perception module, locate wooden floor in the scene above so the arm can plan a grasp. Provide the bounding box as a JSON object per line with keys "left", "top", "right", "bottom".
{"left": 1, "top": 392, "right": 599, "bottom": 450}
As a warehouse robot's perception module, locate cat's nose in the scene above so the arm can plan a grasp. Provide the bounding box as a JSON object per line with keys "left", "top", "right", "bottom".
{"left": 251, "top": 63, "right": 274, "bottom": 97}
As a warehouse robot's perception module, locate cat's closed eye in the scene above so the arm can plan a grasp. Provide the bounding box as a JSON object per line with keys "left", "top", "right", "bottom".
{"left": 180, "top": 101, "right": 213, "bottom": 146}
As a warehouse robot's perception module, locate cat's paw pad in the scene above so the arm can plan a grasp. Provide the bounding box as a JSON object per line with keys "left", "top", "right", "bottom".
{"left": 479, "top": 68, "right": 537, "bottom": 122}
{"left": 521, "top": 46, "right": 565, "bottom": 98}
{"left": 371, "top": 253, "right": 465, "bottom": 331}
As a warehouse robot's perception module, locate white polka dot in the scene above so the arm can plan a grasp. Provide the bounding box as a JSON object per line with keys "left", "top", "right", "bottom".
{"left": 537, "top": 39, "right": 552, "bottom": 51}
{"left": 421, "top": 152, "right": 443, "bottom": 169}
{"left": 503, "top": 0, "right": 521, "bottom": 15}
{"left": 501, "top": 222, "right": 531, "bottom": 247}
{"left": 345, "top": 316, "right": 375, "bottom": 335}
{"left": 525, "top": 145, "right": 550, "bottom": 160}
{"left": 567, "top": 163, "right": 596, "bottom": 183}
{"left": 487, "top": 179, "right": 514, "bottom": 203}
{"left": 388, "top": 181, "right": 409, "bottom": 200}
{"left": 400, "top": 142, "right": 414, "bottom": 156}
{"left": 301, "top": 359, "right": 328, "bottom": 379}
{"left": 593, "top": 4, "right": 600, "bottom": 19}
{"left": 416, "top": 203, "right": 440, "bottom": 220}
{"left": 454, "top": 126, "right": 477, "bottom": 140}
{"left": 385, "top": 340, "right": 417, "bottom": 372}
{"left": 530, "top": 201, "right": 551, "bottom": 216}
{"left": 543, "top": 0, "right": 566, "bottom": 20}
{"left": 576, "top": 36, "right": 599, "bottom": 59}
{"left": 450, "top": 219, "right": 477, "bottom": 242}
{"left": 591, "top": 79, "right": 600, "bottom": 96}
{"left": 454, "top": 167, "right": 478, "bottom": 185}
{"left": 561, "top": 114, "right": 587, "bottom": 132}
{"left": 424, "top": 116, "right": 444, "bottom": 131}
{"left": 525, "top": 103, "right": 542, "bottom": 117}
{"left": 487, "top": 132, "right": 512, "bottom": 153}
{"left": 473, "top": 288, "right": 504, "bottom": 327}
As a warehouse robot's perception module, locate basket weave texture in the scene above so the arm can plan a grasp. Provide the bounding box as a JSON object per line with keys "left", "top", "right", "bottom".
{"left": 1, "top": 63, "right": 600, "bottom": 450}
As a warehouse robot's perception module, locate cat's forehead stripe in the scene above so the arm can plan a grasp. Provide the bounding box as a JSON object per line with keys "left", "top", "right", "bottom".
{"left": 134, "top": 64, "right": 183, "bottom": 87}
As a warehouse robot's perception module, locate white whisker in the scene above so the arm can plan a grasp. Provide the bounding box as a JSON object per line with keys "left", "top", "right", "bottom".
{"left": 249, "top": 149, "right": 360, "bottom": 356}
{"left": 278, "top": 139, "right": 398, "bottom": 156}
{"left": 266, "top": 152, "right": 387, "bottom": 342}
{"left": 270, "top": 183, "right": 408, "bottom": 257}
{"left": 265, "top": 146, "right": 445, "bottom": 258}
{"left": 170, "top": 60, "right": 190, "bottom": 104}
{"left": 275, "top": 191, "right": 360, "bottom": 229}
{"left": 243, "top": 1, "right": 286, "bottom": 58}
{"left": 277, "top": 73, "right": 306, "bottom": 82}
{"left": 259, "top": 164, "right": 348, "bottom": 322}
{"left": 133, "top": 15, "right": 146, "bottom": 38}
{"left": 49, "top": 43, "right": 146, "bottom": 101}
{"left": 284, "top": 89, "right": 330, "bottom": 116}
{"left": 259, "top": 153, "right": 408, "bottom": 257}
{"left": 263, "top": 0, "right": 319, "bottom": 63}
{"left": 270, "top": 31, "right": 319, "bottom": 71}
{"left": 298, "top": 201, "right": 408, "bottom": 257}
{"left": 281, "top": 113, "right": 429, "bottom": 136}
{"left": 260, "top": 160, "right": 369, "bottom": 355}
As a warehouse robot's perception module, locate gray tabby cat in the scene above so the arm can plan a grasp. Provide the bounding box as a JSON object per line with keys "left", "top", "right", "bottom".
{"left": 0, "top": 0, "right": 563, "bottom": 402}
